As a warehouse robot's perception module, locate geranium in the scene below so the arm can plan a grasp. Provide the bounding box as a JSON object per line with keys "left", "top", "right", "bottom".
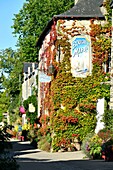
{"left": 72, "top": 134, "right": 79, "bottom": 137}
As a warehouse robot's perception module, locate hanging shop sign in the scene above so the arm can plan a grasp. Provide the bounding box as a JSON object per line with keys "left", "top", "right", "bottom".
{"left": 39, "top": 71, "right": 51, "bottom": 82}
{"left": 71, "top": 35, "right": 92, "bottom": 77}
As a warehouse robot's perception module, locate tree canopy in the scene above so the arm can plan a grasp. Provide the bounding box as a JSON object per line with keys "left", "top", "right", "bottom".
{"left": 0, "top": 48, "right": 23, "bottom": 121}
{"left": 12, "top": 0, "right": 74, "bottom": 62}
{"left": 0, "top": 0, "right": 74, "bottom": 123}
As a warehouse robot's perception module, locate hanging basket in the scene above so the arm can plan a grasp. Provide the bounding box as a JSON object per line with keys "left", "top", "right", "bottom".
{"left": 19, "top": 106, "right": 26, "bottom": 114}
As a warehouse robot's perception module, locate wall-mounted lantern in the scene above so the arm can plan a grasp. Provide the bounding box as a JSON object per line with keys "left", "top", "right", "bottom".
{"left": 48, "top": 63, "right": 55, "bottom": 75}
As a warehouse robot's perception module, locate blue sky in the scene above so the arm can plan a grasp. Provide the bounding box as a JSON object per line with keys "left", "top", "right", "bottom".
{"left": 0, "top": 0, "right": 26, "bottom": 50}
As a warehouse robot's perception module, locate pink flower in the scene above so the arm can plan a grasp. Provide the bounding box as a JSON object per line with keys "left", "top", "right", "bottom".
{"left": 19, "top": 106, "right": 26, "bottom": 114}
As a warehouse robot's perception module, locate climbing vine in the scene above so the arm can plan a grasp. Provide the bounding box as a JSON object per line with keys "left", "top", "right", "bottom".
{"left": 23, "top": 95, "right": 37, "bottom": 125}
{"left": 39, "top": 0, "right": 111, "bottom": 152}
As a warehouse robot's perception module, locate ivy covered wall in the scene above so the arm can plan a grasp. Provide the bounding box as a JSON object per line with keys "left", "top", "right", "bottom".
{"left": 38, "top": 0, "right": 111, "bottom": 152}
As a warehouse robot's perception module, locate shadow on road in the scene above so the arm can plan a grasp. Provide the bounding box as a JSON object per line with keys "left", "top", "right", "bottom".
{"left": 15, "top": 158, "right": 113, "bottom": 170}
{"left": 9, "top": 139, "right": 40, "bottom": 157}
{"left": 9, "top": 140, "right": 113, "bottom": 170}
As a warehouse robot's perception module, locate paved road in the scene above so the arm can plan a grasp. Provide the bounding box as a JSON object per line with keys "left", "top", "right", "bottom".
{"left": 10, "top": 140, "right": 113, "bottom": 170}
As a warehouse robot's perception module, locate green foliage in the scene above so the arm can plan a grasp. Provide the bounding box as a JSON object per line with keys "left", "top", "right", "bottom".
{"left": 99, "top": 129, "right": 113, "bottom": 161}
{"left": 82, "top": 129, "right": 113, "bottom": 160}
{"left": 89, "top": 134, "right": 102, "bottom": 159}
{"left": 23, "top": 95, "right": 37, "bottom": 124}
{"left": 0, "top": 49, "right": 23, "bottom": 125}
{"left": 28, "top": 128, "right": 36, "bottom": 140}
{"left": 102, "top": 109, "right": 113, "bottom": 130}
{"left": 0, "top": 113, "right": 3, "bottom": 122}
{"left": 51, "top": 109, "right": 75, "bottom": 151}
{"left": 0, "top": 125, "right": 12, "bottom": 153}
{"left": 101, "top": 138, "right": 113, "bottom": 161}
{"left": 0, "top": 155, "right": 19, "bottom": 170}
{"left": 104, "top": 0, "right": 112, "bottom": 22}
{"left": 51, "top": 108, "right": 97, "bottom": 152}
{"left": 12, "top": 0, "right": 74, "bottom": 61}
{"left": 47, "top": 1, "right": 111, "bottom": 152}
{"left": 50, "top": 46, "right": 110, "bottom": 151}
{"left": 0, "top": 0, "right": 112, "bottom": 154}
{"left": 38, "top": 134, "right": 52, "bottom": 152}
{"left": 81, "top": 132, "right": 94, "bottom": 158}
{"left": 98, "top": 129, "right": 113, "bottom": 142}
{"left": 81, "top": 133, "right": 102, "bottom": 159}
{"left": 0, "top": 48, "right": 15, "bottom": 74}
{"left": 0, "top": 92, "right": 10, "bottom": 118}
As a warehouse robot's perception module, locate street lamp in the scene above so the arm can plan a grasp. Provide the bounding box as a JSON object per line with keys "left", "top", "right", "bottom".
{"left": 48, "top": 63, "right": 55, "bottom": 75}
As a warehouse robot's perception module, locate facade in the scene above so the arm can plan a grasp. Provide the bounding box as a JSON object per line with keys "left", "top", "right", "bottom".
{"left": 36, "top": 0, "right": 107, "bottom": 118}
{"left": 21, "top": 62, "right": 38, "bottom": 124}
{"left": 22, "top": 62, "right": 38, "bottom": 101}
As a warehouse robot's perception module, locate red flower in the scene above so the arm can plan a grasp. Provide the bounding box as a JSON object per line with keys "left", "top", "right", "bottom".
{"left": 72, "top": 134, "right": 78, "bottom": 137}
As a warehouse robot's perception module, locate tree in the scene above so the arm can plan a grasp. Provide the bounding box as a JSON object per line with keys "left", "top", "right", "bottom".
{"left": 0, "top": 48, "right": 16, "bottom": 74}
{"left": 0, "top": 0, "right": 74, "bottom": 124}
{"left": 12, "top": 0, "right": 74, "bottom": 62}
{"left": 0, "top": 48, "right": 23, "bottom": 94}
{"left": 0, "top": 92, "right": 10, "bottom": 122}
{"left": 0, "top": 49, "right": 23, "bottom": 121}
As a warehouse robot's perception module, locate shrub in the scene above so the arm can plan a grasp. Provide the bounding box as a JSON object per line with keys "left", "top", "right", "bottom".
{"left": 51, "top": 109, "right": 96, "bottom": 152}
{"left": 98, "top": 129, "right": 113, "bottom": 161}
{"left": 38, "top": 135, "right": 51, "bottom": 152}
{"left": 0, "top": 126, "right": 12, "bottom": 153}
{"left": 98, "top": 129, "right": 113, "bottom": 143}
{"left": 23, "top": 95, "right": 38, "bottom": 125}
{"left": 0, "top": 153, "right": 19, "bottom": 170}
{"left": 81, "top": 132, "right": 94, "bottom": 158}
{"left": 27, "top": 126, "right": 38, "bottom": 148}
{"left": 89, "top": 134, "right": 102, "bottom": 159}
{"left": 101, "top": 139, "right": 113, "bottom": 161}
{"left": 102, "top": 109, "right": 113, "bottom": 131}
{"left": 81, "top": 132, "right": 103, "bottom": 159}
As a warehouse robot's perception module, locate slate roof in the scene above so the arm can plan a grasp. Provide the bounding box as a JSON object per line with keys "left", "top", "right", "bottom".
{"left": 23, "top": 62, "right": 38, "bottom": 73}
{"left": 36, "top": 0, "right": 105, "bottom": 47}
{"left": 54, "top": 0, "right": 104, "bottom": 19}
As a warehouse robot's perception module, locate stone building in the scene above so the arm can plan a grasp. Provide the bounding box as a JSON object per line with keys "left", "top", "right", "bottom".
{"left": 36, "top": 0, "right": 107, "bottom": 117}
{"left": 22, "top": 62, "right": 38, "bottom": 101}
{"left": 21, "top": 62, "right": 38, "bottom": 125}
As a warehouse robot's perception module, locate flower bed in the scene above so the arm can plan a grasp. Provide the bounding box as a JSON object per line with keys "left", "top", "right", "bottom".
{"left": 81, "top": 130, "right": 113, "bottom": 161}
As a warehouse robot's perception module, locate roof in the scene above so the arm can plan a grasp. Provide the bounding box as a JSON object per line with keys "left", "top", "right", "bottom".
{"left": 23, "top": 62, "right": 38, "bottom": 73}
{"left": 54, "top": 0, "right": 104, "bottom": 19}
{"left": 36, "top": 19, "right": 54, "bottom": 47}
{"left": 36, "top": 0, "right": 105, "bottom": 47}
